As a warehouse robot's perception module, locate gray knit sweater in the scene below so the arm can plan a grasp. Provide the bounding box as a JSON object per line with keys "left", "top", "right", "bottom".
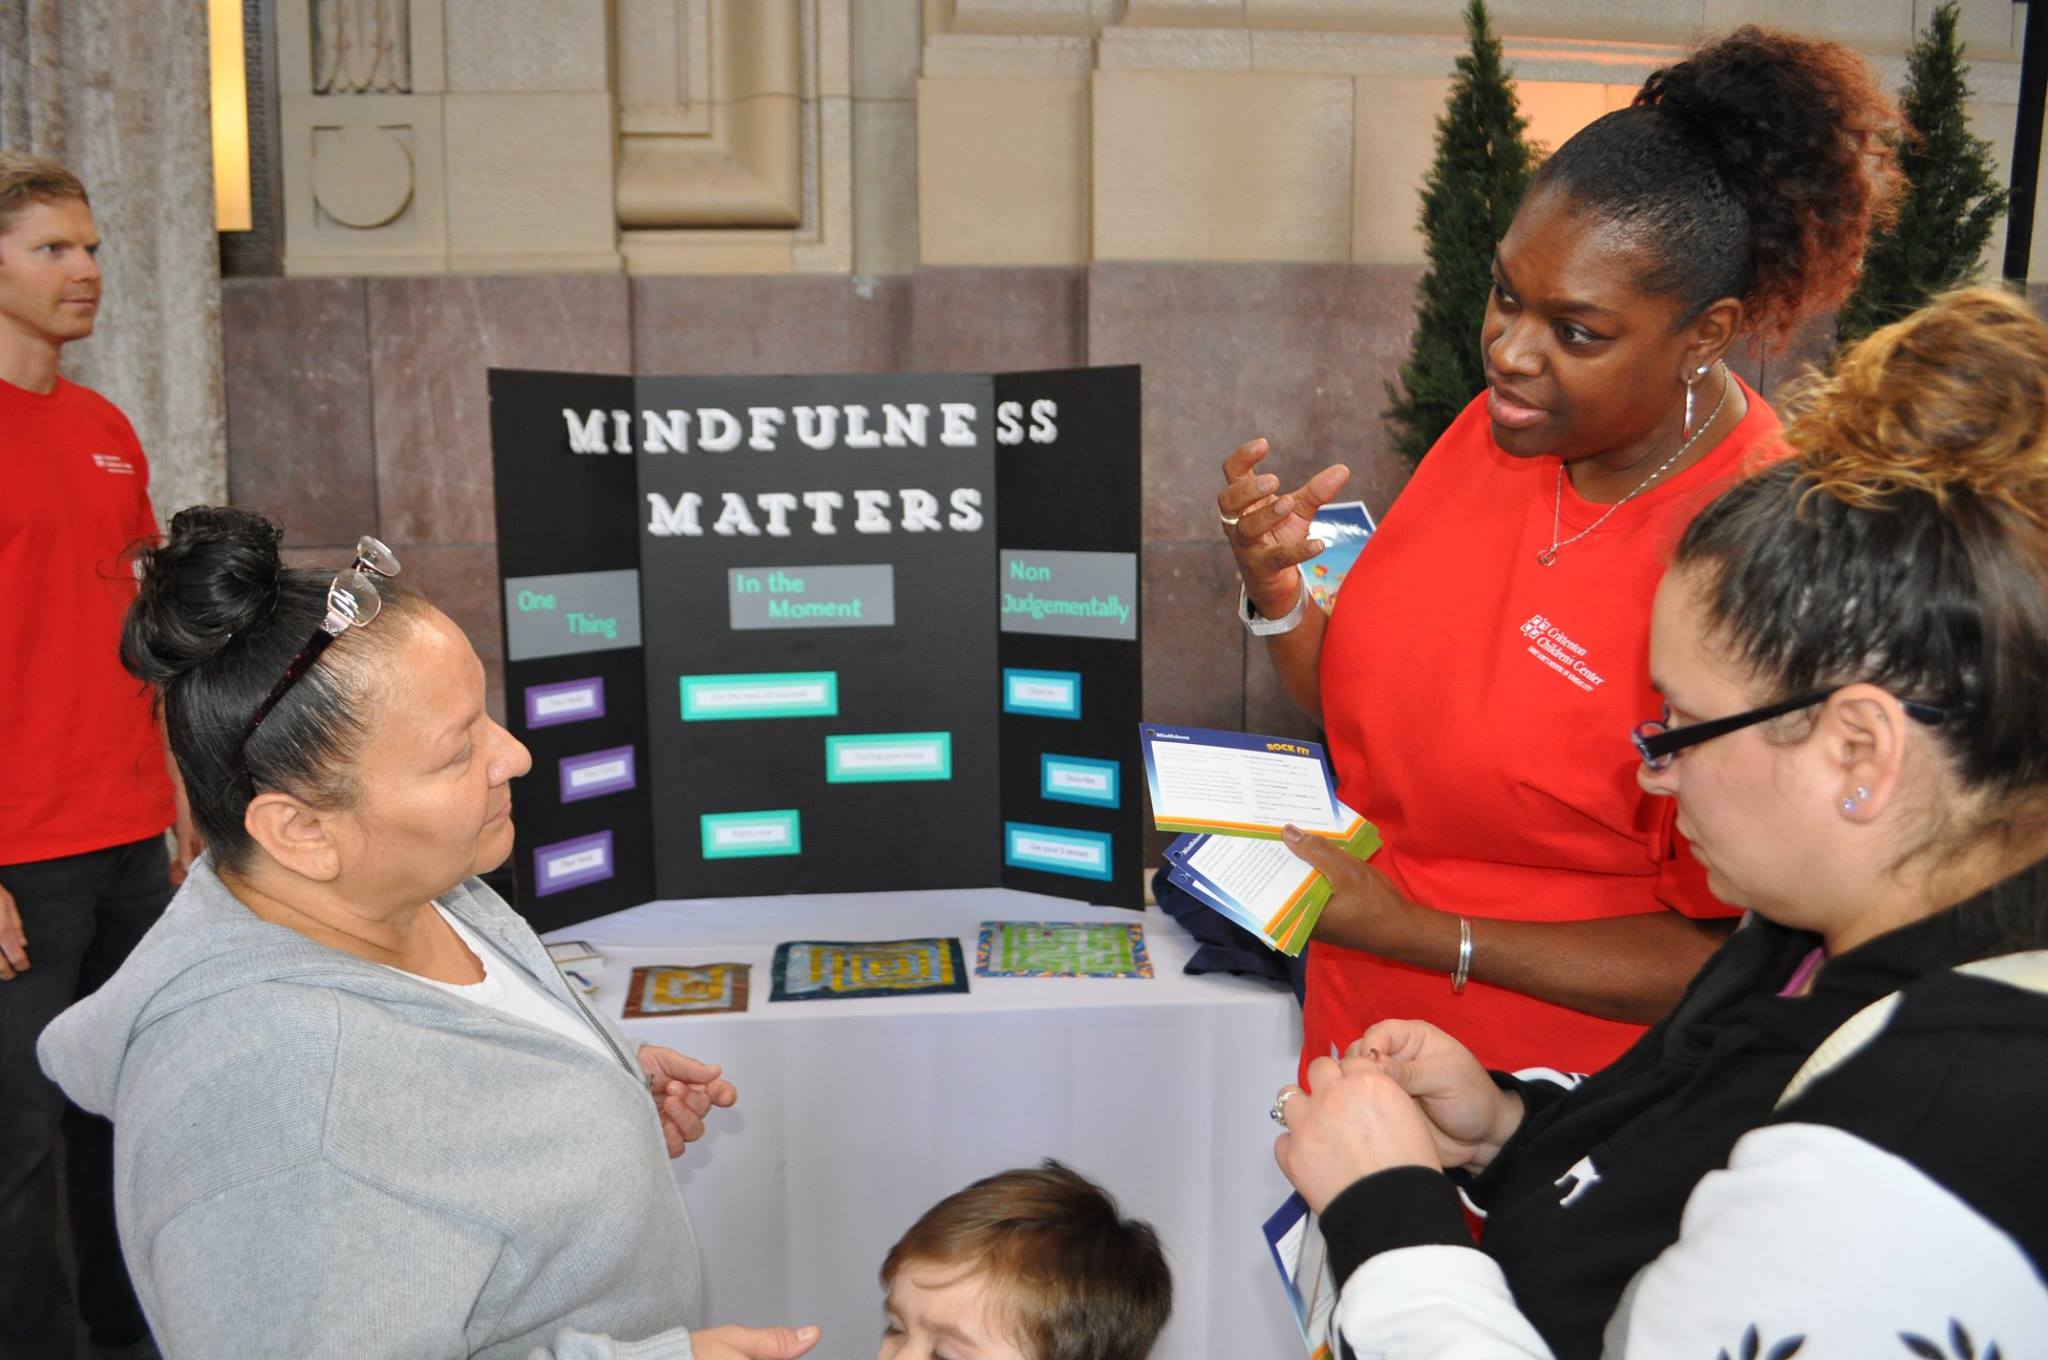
{"left": 38, "top": 857, "right": 701, "bottom": 1360}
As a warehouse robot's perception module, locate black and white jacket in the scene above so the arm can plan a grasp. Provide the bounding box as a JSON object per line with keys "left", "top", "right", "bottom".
{"left": 1321, "top": 862, "right": 2048, "bottom": 1359}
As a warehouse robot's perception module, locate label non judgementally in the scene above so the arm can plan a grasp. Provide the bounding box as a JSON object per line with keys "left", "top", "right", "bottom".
{"left": 998, "top": 550, "right": 1138, "bottom": 642}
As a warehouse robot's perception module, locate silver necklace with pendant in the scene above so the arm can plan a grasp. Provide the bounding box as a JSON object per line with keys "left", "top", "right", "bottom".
{"left": 1537, "top": 365, "right": 1732, "bottom": 567}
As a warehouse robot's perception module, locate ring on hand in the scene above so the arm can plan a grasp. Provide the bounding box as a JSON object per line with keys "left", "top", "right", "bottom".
{"left": 1270, "top": 1089, "right": 1297, "bottom": 1127}
{"left": 1219, "top": 509, "right": 1243, "bottom": 527}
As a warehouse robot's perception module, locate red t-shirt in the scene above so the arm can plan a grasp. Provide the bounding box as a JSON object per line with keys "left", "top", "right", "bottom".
{"left": 0, "top": 376, "right": 174, "bottom": 864}
{"left": 1306, "top": 384, "right": 1781, "bottom": 1076}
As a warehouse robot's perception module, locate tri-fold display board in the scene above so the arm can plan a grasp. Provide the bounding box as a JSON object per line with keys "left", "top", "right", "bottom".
{"left": 490, "top": 366, "right": 1144, "bottom": 933}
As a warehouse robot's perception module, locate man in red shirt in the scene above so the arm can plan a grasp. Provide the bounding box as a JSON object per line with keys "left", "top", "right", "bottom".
{"left": 0, "top": 150, "right": 195, "bottom": 1360}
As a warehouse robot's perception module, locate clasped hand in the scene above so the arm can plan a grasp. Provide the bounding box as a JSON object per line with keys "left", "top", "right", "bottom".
{"left": 637, "top": 1045, "right": 738, "bottom": 1159}
{"left": 1273, "top": 1019, "right": 1525, "bottom": 1214}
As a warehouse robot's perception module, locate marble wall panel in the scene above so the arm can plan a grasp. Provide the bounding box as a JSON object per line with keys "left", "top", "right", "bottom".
{"left": 630, "top": 274, "right": 916, "bottom": 374}
{"left": 367, "top": 275, "right": 633, "bottom": 545}
{"left": 223, "top": 278, "right": 376, "bottom": 547}
{"left": 1141, "top": 537, "right": 1249, "bottom": 859}
{"left": 1088, "top": 261, "right": 1423, "bottom": 544}
{"left": 396, "top": 542, "right": 508, "bottom": 722}
{"left": 906, "top": 267, "right": 1088, "bottom": 373}
{"left": 1241, "top": 631, "right": 1323, "bottom": 745}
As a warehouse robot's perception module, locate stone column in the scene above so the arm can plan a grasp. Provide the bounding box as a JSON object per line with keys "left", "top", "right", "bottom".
{"left": 2, "top": 0, "right": 229, "bottom": 521}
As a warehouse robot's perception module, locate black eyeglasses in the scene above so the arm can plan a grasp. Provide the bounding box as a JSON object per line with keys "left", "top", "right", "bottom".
{"left": 1632, "top": 688, "right": 1947, "bottom": 771}
{"left": 232, "top": 536, "right": 401, "bottom": 799}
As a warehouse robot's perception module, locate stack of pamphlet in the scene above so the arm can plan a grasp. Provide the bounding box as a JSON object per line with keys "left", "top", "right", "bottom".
{"left": 1140, "top": 724, "right": 1380, "bottom": 955}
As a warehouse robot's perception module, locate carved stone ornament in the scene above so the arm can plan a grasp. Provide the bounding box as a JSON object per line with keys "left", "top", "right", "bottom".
{"left": 313, "top": 0, "right": 412, "bottom": 94}
{"left": 310, "top": 125, "right": 415, "bottom": 228}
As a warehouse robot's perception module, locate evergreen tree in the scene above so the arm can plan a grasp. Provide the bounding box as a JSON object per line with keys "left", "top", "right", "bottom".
{"left": 1383, "top": 0, "right": 1536, "bottom": 467}
{"left": 1837, "top": 0, "right": 2007, "bottom": 344}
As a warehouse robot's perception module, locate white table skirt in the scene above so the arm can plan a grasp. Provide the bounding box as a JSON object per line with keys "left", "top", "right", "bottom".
{"left": 547, "top": 887, "right": 1306, "bottom": 1360}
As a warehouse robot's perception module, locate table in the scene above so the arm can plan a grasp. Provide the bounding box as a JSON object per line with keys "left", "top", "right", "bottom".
{"left": 547, "top": 888, "right": 1306, "bottom": 1360}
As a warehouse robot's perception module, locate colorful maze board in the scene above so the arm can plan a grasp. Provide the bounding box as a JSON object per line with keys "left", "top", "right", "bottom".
{"left": 975, "top": 921, "right": 1152, "bottom": 978}
{"left": 768, "top": 937, "right": 969, "bottom": 1002}
{"left": 622, "top": 963, "right": 751, "bottom": 1017}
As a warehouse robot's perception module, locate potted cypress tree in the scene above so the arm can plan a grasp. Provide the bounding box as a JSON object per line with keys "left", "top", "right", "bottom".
{"left": 1837, "top": 0, "right": 2008, "bottom": 344}
{"left": 1382, "top": 0, "right": 1536, "bottom": 467}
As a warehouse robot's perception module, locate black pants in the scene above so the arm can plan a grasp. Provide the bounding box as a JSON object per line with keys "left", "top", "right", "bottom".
{"left": 0, "top": 837, "right": 171, "bottom": 1358}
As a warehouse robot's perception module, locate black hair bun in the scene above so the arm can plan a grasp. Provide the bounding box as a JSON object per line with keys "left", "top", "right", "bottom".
{"left": 121, "top": 506, "right": 286, "bottom": 687}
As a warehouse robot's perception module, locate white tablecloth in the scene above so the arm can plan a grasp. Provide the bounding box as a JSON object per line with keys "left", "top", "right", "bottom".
{"left": 546, "top": 888, "right": 1305, "bottom": 1360}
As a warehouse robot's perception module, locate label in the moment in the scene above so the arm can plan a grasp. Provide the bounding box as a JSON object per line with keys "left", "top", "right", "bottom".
{"left": 728, "top": 564, "right": 896, "bottom": 630}
{"left": 559, "top": 745, "right": 636, "bottom": 803}
{"left": 998, "top": 550, "right": 1138, "bottom": 642}
{"left": 1004, "top": 821, "right": 1114, "bottom": 882}
{"left": 534, "top": 830, "right": 615, "bottom": 897}
{"left": 681, "top": 671, "right": 839, "bottom": 721}
{"left": 826, "top": 732, "right": 953, "bottom": 783}
{"left": 1041, "top": 754, "right": 1120, "bottom": 808}
{"left": 524, "top": 676, "right": 605, "bottom": 729}
{"left": 1003, "top": 668, "right": 1082, "bottom": 719}
{"left": 701, "top": 809, "right": 802, "bottom": 859}
{"left": 504, "top": 569, "right": 642, "bottom": 661}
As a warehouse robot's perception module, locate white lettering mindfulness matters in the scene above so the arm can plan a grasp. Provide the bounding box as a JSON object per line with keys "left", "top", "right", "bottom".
{"left": 563, "top": 399, "right": 1059, "bottom": 455}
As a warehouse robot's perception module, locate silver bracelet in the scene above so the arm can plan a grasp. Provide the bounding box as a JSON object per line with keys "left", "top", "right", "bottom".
{"left": 1451, "top": 916, "right": 1473, "bottom": 994}
{"left": 1237, "top": 574, "right": 1311, "bottom": 637}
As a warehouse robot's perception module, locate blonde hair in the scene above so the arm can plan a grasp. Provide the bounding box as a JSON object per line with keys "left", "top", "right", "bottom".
{"left": 0, "top": 149, "right": 88, "bottom": 238}
{"left": 1784, "top": 286, "right": 2048, "bottom": 528}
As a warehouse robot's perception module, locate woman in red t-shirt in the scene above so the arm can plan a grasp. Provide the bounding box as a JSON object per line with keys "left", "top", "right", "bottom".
{"left": 1216, "top": 28, "right": 1903, "bottom": 1076}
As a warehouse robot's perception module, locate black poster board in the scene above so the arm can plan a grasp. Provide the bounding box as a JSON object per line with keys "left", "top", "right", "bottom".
{"left": 490, "top": 366, "right": 1142, "bottom": 932}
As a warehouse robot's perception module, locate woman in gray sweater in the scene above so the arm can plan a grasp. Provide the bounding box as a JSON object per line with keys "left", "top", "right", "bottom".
{"left": 38, "top": 507, "right": 818, "bottom": 1360}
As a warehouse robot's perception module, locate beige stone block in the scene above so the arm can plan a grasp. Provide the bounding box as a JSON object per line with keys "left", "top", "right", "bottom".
{"left": 854, "top": 99, "right": 919, "bottom": 274}
{"left": 923, "top": 33, "right": 1096, "bottom": 78}
{"left": 794, "top": 96, "right": 858, "bottom": 273}
{"left": 1518, "top": 79, "right": 1612, "bottom": 157}
{"left": 948, "top": 0, "right": 1117, "bottom": 34}
{"left": 619, "top": 94, "right": 805, "bottom": 228}
{"left": 278, "top": 0, "right": 446, "bottom": 94}
{"left": 1240, "top": 0, "right": 1701, "bottom": 42}
{"left": 617, "top": 0, "right": 713, "bottom": 131}
{"left": 1351, "top": 74, "right": 1447, "bottom": 264}
{"left": 1094, "top": 71, "right": 1354, "bottom": 264}
{"left": 442, "top": 93, "right": 620, "bottom": 266}
{"left": 1098, "top": 25, "right": 1253, "bottom": 70}
{"left": 444, "top": 0, "right": 609, "bottom": 91}
{"left": 714, "top": 0, "right": 805, "bottom": 101}
{"left": 918, "top": 76, "right": 1090, "bottom": 265}
{"left": 818, "top": 0, "right": 854, "bottom": 98}
{"left": 1920, "top": 0, "right": 2018, "bottom": 60}
{"left": 1703, "top": 0, "right": 1916, "bottom": 52}
{"left": 1121, "top": 0, "right": 1245, "bottom": 26}
{"left": 281, "top": 93, "right": 448, "bottom": 274}
{"left": 853, "top": 0, "right": 922, "bottom": 98}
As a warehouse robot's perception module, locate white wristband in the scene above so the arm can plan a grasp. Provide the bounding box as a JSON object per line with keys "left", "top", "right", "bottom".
{"left": 1238, "top": 575, "right": 1311, "bottom": 636}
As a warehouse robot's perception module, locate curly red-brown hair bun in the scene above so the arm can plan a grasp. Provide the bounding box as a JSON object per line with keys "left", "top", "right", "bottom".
{"left": 1539, "top": 27, "right": 1902, "bottom": 348}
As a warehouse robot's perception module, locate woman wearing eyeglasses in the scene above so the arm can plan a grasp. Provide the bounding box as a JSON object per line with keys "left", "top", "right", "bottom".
{"left": 1273, "top": 288, "right": 2048, "bottom": 1354}
{"left": 36, "top": 508, "right": 820, "bottom": 1360}
{"left": 1219, "top": 29, "right": 1903, "bottom": 1080}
